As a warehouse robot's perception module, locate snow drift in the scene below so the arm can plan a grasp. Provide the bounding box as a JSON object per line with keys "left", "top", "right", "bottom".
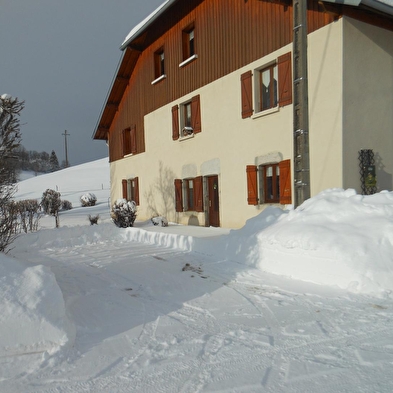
{"left": 0, "top": 254, "right": 74, "bottom": 356}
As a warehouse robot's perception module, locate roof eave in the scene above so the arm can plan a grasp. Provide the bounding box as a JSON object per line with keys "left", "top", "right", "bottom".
{"left": 322, "top": 0, "right": 393, "bottom": 16}
{"left": 120, "top": 0, "right": 178, "bottom": 51}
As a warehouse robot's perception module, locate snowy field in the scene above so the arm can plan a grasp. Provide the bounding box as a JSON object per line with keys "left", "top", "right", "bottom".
{"left": 2, "top": 158, "right": 393, "bottom": 392}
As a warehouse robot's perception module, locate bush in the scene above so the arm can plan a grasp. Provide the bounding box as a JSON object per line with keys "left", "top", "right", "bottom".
{"left": 15, "top": 199, "right": 40, "bottom": 233}
{"left": 41, "top": 189, "right": 61, "bottom": 228}
{"left": 61, "top": 200, "right": 72, "bottom": 211}
{"left": 80, "top": 193, "right": 97, "bottom": 207}
{"left": 111, "top": 199, "right": 137, "bottom": 228}
{"left": 41, "top": 189, "right": 61, "bottom": 215}
{"left": 0, "top": 202, "right": 19, "bottom": 252}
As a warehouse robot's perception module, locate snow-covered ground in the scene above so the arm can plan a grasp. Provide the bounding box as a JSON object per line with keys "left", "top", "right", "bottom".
{"left": 2, "top": 158, "right": 393, "bottom": 392}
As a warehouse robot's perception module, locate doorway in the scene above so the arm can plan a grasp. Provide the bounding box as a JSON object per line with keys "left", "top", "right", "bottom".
{"left": 207, "top": 175, "right": 220, "bottom": 227}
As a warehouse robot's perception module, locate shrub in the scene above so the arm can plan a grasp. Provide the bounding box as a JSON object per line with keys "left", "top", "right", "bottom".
{"left": 15, "top": 199, "right": 40, "bottom": 233}
{"left": 41, "top": 189, "right": 61, "bottom": 228}
{"left": 61, "top": 200, "right": 72, "bottom": 211}
{"left": 111, "top": 199, "right": 137, "bottom": 228}
{"left": 88, "top": 214, "right": 99, "bottom": 225}
{"left": 80, "top": 192, "right": 97, "bottom": 207}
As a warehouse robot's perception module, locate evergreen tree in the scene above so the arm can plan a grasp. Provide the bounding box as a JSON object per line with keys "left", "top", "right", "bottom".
{"left": 49, "top": 150, "right": 60, "bottom": 172}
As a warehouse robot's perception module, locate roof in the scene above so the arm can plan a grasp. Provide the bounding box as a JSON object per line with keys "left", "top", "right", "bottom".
{"left": 93, "top": 0, "right": 393, "bottom": 140}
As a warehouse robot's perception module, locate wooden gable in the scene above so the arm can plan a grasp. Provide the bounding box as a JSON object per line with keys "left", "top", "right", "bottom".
{"left": 94, "top": 0, "right": 393, "bottom": 162}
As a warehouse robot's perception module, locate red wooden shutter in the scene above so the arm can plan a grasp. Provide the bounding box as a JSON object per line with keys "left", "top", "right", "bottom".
{"left": 174, "top": 179, "right": 183, "bottom": 212}
{"left": 246, "top": 165, "right": 258, "bottom": 205}
{"left": 279, "top": 159, "right": 292, "bottom": 204}
{"left": 278, "top": 52, "right": 292, "bottom": 107}
{"left": 133, "top": 177, "right": 139, "bottom": 205}
{"left": 241, "top": 71, "right": 253, "bottom": 118}
{"left": 130, "top": 125, "right": 137, "bottom": 154}
{"left": 172, "top": 105, "right": 179, "bottom": 140}
{"left": 122, "top": 179, "right": 127, "bottom": 200}
{"left": 191, "top": 95, "right": 201, "bottom": 134}
{"left": 194, "top": 176, "right": 204, "bottom": 212}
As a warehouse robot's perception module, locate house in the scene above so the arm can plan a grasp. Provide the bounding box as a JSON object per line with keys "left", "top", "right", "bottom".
{"left": 93, "top": 0, "right": 393, "bottom": 228}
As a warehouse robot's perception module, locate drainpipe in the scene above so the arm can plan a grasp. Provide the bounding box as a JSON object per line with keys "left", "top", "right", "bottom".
{"left": 292, "top": 0, "right": 311, "bottom": 207}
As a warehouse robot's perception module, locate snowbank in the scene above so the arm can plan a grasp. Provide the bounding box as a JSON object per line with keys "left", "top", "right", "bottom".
{"left": 223, "top": 188, "right": 393, "bottom": 297}
{"left": 0, "top": 254, "right": 74, "bottom": 356}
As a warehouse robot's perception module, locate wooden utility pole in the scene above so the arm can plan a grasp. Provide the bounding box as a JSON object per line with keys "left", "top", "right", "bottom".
{"left": 293, "top": 0, "right": 310, "bottom": 207}
{"left": 62, "top": 130, "right": 70, "bottom": 167}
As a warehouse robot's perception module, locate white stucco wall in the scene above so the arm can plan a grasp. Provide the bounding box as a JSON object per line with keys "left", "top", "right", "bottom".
{"left": 342, "top": 17, "right": 393, "bottom": 192}
{"left": 111, "top": 20, "right": 347, "bottom": 228}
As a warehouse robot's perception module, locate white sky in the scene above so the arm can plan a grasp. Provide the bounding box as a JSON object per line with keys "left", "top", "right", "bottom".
{"left": 0, "top": 0, "right": 163, "bottom": 165}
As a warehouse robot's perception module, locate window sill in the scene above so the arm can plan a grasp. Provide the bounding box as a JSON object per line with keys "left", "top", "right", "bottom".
{"left": 179, "top": 54, "right": 198, "bottom": 68}
{"left": 252, "top": 106, "right": 279, "bottom": 119}
{"left": 151, "top": 74, "right": 166, "bottom": 85}
{"left": 179, "top": 133, "right": 194, "bottom": 141}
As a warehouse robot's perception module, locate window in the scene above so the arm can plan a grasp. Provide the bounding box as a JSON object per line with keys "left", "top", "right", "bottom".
{"left": 122, "top": 128, "right": 131, "bottom": 156}
{"left": 172, "top": 95, "right": 201, "bottom": 140}
{"left": 258, "top": 64, "right": 278, "bottom": 112}
{"left": 153, "top": 48, "right": 165, "bottom": 82}
{"left": 122, "top": 126, "right": 136, "bottom": 156}
{"left": 174, "top": 176, "right": 203, "bottom": 212}
{"left": 122, "top": 177, "right": 139, "bottom": 205}
{"left": 263, "top": 164, "right": 280, "bottom": 203}
{"left": 240, "top": 52, "right": 292, "bottom": 118}
{"left": 182, "top": 24, "right": 195, "bottom": 61}
{"left": 185, "top": 179, "right": 194, "bottom": 210}
{"left": 246, "top": 160, "right": 291, "bottom": 205}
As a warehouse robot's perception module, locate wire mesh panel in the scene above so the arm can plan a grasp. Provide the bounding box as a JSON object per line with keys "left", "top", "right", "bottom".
{"left": 359, "top": 149, "right": 377, "bottom": 195}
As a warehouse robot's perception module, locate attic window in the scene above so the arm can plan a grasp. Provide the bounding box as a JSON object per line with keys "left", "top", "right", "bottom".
{"left": 153, "top": 48, "right": 166, "bottom": 82}
{"left": 180, "top": 23, "right": 197, "bottom": 66}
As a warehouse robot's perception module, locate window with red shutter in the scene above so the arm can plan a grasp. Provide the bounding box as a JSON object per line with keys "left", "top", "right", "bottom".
{"left": 194, "top": 176, "right": 203, "bottom": 212}
{"left": 172, "top": 105, "right": 179, "bottom": 140}
{"left": 174, "top": 179, "right": 183, "bottom": 212}
{"left": 246, "top": 165, "right": 258, "bottom": 205}
{"left": 241, "top": 71, "right": 253, "bottom": 118}
{"left": 278, "top": 53, "right": 292, "bottom": 107}
{"left": 279, "top": 159, "right": 292, "bottom": 204}
{"left": 191, "top": 95, "right": 201, "bottom": 134}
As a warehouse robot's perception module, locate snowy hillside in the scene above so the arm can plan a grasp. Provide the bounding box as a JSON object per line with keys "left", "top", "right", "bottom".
{"left": 1, "top": 158, "right": 393, "bottom": 392}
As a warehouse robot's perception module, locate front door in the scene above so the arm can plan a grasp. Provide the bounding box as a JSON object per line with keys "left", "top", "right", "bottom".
{"left": 207, "top": 175, "right": 220, "bottom": 227}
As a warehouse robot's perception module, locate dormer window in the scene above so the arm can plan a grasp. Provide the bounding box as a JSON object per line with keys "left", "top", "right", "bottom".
{"left": 182, "top": 24, "right": 195, "bottom": 60}
{"left": 152, "top": 48, "right": 166, "bottom": 84}
{"left": 154, "top": 48, "right": 165, "bottom": 78}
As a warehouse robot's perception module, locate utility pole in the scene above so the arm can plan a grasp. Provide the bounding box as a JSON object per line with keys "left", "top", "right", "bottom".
{"left": 292, "top": 0, "right": 310, "bottom": 207}
{"left": 62, "top": 130, "right": 70, "bottom": 168}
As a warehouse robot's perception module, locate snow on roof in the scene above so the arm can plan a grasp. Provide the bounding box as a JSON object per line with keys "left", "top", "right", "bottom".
{"left": 121, "top": 0, "right": 173, "bottom": 50}
{"left": 121, "top": 0, "right": 393, "bottom": 51}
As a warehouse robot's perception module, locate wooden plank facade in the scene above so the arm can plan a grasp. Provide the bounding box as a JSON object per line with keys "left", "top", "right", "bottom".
{"left": 96, "top": 0, "right": 338, "bottom": 161}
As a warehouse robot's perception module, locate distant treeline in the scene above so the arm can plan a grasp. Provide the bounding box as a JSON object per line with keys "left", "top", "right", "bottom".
{"left": 13, "top": 145, "right": 68, "bottom": 174}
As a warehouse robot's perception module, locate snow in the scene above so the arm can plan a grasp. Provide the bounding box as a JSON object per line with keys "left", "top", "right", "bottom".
{"left": 2, "top": 157, "right": 393, "bottom": 392}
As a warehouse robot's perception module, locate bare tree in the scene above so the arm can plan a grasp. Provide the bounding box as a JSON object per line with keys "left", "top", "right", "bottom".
{"left": 0, "top": 94, "right": 24, "bottom": 252}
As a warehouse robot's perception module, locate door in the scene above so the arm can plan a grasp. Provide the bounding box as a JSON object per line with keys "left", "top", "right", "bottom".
{"left": 207, "top": 175, "right": 220, "bottom": 227}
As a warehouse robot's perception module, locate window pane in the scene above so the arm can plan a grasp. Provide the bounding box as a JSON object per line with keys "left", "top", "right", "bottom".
{"left": 185, "top": 103, "right": 192, "bottom": 127}
{"left": 187, "top": 179, "right": 194, "bottom": 209}
{"left": 160, "top": 52, "right": 165, "bottom": 75}
{"left": 273, "top": 65, "right": 278, "bottom": 107}
{"left": 259, "top": 65, "right": 278, "bottom": 111}
{"left": 189, "top": 30, "right": 195, "bottom": 56}
{"left": 261, "top": 69, "right": 271, "bottom": 111}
